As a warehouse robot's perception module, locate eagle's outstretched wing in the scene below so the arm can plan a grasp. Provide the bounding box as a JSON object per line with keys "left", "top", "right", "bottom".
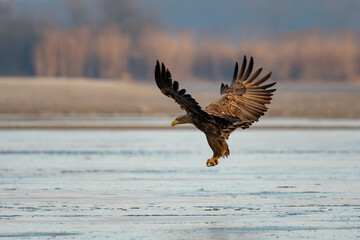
{"left": 155, "top": 61, "right": 211, "bottom": 120}
{"left": 205, "top": 56, "right": 276, "bottom": 130}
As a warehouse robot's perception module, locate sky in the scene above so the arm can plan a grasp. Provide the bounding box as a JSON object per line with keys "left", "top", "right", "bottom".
{"left": 14, "top": 0, "right": 360, "bottom": 37}
{"left": 136, "top": 0, "right": 360, "bottom": 39}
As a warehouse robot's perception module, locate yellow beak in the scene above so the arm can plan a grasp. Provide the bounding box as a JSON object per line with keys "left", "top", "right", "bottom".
{"left": 171, "top": 120, "right": 179, "bottom": 127}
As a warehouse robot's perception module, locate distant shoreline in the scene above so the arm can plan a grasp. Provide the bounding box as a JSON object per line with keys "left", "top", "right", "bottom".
{"left": 1, "top": 78, "right": 360, "bottom": 119}
{"left": 0, "top": 114, "right": 359, "bottom": 130}
{"left": 0, "top": 125, "right": 359, "bottom": 130}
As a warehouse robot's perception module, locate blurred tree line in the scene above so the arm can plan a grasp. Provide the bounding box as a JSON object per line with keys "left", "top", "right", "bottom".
{"left": 0, "top": 0, "right": 359, "bottom": 82}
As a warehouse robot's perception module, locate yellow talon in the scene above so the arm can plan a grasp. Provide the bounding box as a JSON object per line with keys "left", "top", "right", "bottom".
{"left": 206, "top": 158, "right": 219, "bottom": 167}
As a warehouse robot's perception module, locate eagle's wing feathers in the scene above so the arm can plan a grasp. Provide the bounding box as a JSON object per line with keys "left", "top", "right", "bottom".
{"left": 155, "top": 61, "right": 211, "bottom": 120}
{"left": 205, "top": 56, "right": 276, "bottom": 131}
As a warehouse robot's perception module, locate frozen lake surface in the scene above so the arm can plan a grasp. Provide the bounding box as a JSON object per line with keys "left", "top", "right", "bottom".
{"left": 1, "top": 127, "right": 360, "bottom": 239}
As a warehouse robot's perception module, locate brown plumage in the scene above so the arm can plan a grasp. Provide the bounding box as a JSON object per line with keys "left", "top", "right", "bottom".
{"left": 154, "top": 56, "right": 276, "bottom": 167}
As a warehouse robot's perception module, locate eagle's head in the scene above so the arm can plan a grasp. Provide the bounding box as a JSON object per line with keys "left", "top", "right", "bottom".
{"left": 171, "top": 114, "right": 191, "bottom": 127}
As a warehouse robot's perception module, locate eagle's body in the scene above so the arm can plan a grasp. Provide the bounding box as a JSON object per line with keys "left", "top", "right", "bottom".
{"left": 155, "top": 56, "right": 276, "bottom": 167}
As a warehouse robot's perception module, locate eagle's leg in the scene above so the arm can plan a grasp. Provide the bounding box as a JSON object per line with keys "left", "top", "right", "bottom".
{"left": 206, "top": 157, "right": 219, "bottom": 167}
{"left": 205, "top": 134, "right": 228, "bottom": 167}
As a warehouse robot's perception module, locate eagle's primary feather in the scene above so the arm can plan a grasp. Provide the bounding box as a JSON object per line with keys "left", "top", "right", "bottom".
{"left": 154, "top": 56, "right": 276, "bottom": 167}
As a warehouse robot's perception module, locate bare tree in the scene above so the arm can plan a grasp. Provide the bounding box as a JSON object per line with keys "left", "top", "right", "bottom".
{"left": 96, "top": 27, "right": 130, "bottom": 79}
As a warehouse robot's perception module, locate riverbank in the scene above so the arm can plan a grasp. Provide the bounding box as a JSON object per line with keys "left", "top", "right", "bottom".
{"left": 1, "top": 78, "right": 360, "bottom": 118}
